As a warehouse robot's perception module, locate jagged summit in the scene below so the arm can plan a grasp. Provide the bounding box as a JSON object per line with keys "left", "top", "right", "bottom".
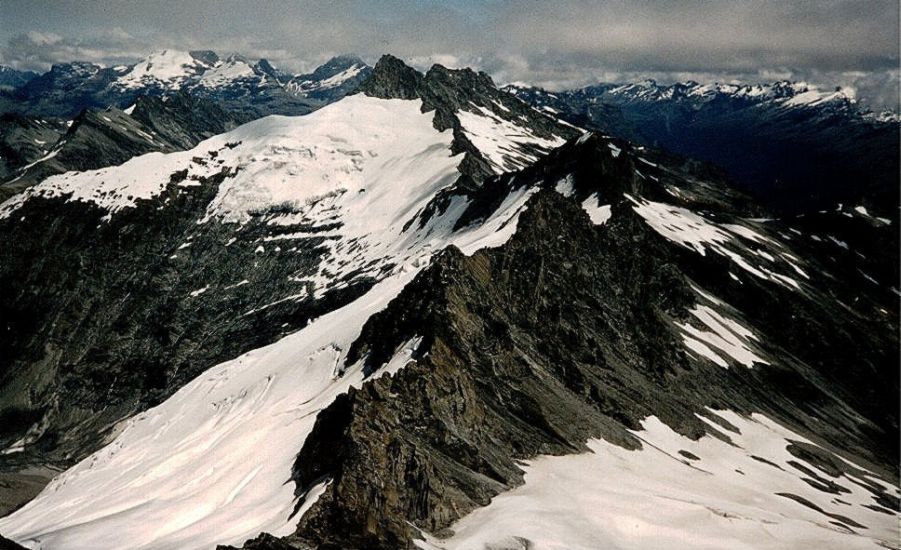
{"left": 357, "top": 54, "right": 576, "bottom": 181}
{"left": 359, "top": 54, "right": 496, "bottom": 101}
{"left": 358, "top": 54, "right": 423, "bottom": 100}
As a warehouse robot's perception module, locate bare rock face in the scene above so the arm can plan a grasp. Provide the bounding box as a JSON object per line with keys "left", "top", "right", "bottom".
{"left": 360, "top": 54, "right": 579, "bottom": 185}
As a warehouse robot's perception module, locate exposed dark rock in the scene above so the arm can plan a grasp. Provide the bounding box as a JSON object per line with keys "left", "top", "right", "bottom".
{"left": 283, "top": 191, "right": 895, "bottom": 547}
{"left": 357, "top": 55, "right": 425, "bottom": 101}
{"left": 776, "top": 492, "right": 867, "bottom": 530}
{"left": 0, "top": 534, "right": 28, "bottom": 550}
{"left": 217, "top": 533, "right": 309, "bottom": 550}
{"left": 0, "top": 113, "right": 68, "bottom": 181}
{"left": 359, "top": 54, "right": 579, "bottom": 186}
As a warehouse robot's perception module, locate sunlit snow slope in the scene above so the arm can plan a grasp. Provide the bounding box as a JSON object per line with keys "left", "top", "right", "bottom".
{"left": 0, "top": 94, "right": 541, "bottom": 550}
{"left": 421, "top": 411, "right": 899, "bottom": 550}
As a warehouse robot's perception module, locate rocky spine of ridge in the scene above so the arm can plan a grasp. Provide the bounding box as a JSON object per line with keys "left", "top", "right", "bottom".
{"left": 226, "top": 137, "right": 898, "bottom": 549}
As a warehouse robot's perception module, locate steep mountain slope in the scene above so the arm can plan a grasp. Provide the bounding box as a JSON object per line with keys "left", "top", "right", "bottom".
{"left": 0, "top": 51, "right": 369, "bottom": 118}
{"left": 219, "top": 133, "right": 897, "bottom": 549}
{"left": 0, "top": 93, "right": 249, "bottom": 200}
{"left": 0, "top": 114, "right": 68, "bottom": 182}
{"left": 0, "top": 56, "right": 574, "bottom": 524}
{"left": 505, "top": 80, "right": 900, "bottom": 217}
{"left": 0, "top": 57, "right": 896, "bottom": 550}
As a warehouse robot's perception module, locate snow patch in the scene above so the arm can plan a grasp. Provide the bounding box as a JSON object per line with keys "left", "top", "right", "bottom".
{"left": 554, "top": 174, "right": 575, "bottom": 197}
{"left": 581, "top": 195, "right": 612, "bottom": 225}
{"left": 456, "top": 103, "right": 565, "bottom": 174}
{"left": 627, "top": 196, "right": 803, "bottom": 291}
{"left": 679, "top": 305, "right": 767, "bottom": 368}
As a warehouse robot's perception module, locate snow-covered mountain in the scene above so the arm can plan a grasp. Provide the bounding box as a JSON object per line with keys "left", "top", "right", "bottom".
{"left": 112, "top": 49, "right": 219, "bottom": 91}
{"left": 0, "top": 52, "right": 373, "bottom": 195}
{"left": 0, "top": 56, "right": 897, "bottom": 550}
{"left": 283, "top": 54, "right": 372, "bottom": 101}
{"left": 507, "top": 79, "right": 886, "bottom": 116}
{"left": 505, "top": 79, "right": 900, "bottom": 217}
{"left": 0, "top": 51, "right": 372, "bottom": 118}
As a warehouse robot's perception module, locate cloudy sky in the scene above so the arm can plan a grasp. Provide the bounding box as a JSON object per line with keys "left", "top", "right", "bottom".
{"left": 1, "top": 0, "right": 898, "bottom": 109}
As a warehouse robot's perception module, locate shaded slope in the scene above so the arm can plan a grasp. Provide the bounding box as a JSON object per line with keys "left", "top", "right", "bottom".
{"left": 506, "top": 82, "right": 900, "bottom": 217}
{"left": 0, "top": 93, "right": 249, "bottom": 200}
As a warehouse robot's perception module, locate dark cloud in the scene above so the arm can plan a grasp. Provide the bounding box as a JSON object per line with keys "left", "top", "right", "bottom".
{"left": 0, "top": 0, "right": 897, "bottom": 109}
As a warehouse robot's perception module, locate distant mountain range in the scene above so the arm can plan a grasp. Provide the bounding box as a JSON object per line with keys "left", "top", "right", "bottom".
{"left": 0, "top": 67, "right": 38, "bottom": 91}
{"left": 505, "top": 80, "right": 900, "bottom": 216}
{"left": 0, "top": 50, "right": 372, "bottom": 118}
{"left": 0, "top": 52, "right": 373, "bottom": 191}
{"left": 1, "top": 52, "right": 898, "bottom": 222}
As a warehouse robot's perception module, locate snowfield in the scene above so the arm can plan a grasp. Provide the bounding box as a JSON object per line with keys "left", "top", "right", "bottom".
{"left": 0, "top": 273, "right": 420, "bottom": 550}
{"left": 457, "top": 103, "right": 565, "bottom": 173}
{"left": 420, "top": 411, "right": 900, "bottom": 550}
{"left": 626, "top": 195, "right": 806, "bottom": 291}
{"left": 114, "top": 50, "right": 214, "bottom": 90}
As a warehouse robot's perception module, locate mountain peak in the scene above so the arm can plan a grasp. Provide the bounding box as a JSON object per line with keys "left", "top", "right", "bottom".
{"left": 357, "top": 54, "right": 424, "bottom": 100}
{"left": 117, "top": 50, "right": 217, "bottom": 89}
{"left": 189, "top": 50, "right": 221, "bottom": 67}
{"left": 322, "top": 54, "right": 366, "bottom": 67}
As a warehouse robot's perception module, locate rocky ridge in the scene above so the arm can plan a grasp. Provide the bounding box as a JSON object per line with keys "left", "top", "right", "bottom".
{"left": 218, "top": 131, "right": 899, "bottom": 549}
